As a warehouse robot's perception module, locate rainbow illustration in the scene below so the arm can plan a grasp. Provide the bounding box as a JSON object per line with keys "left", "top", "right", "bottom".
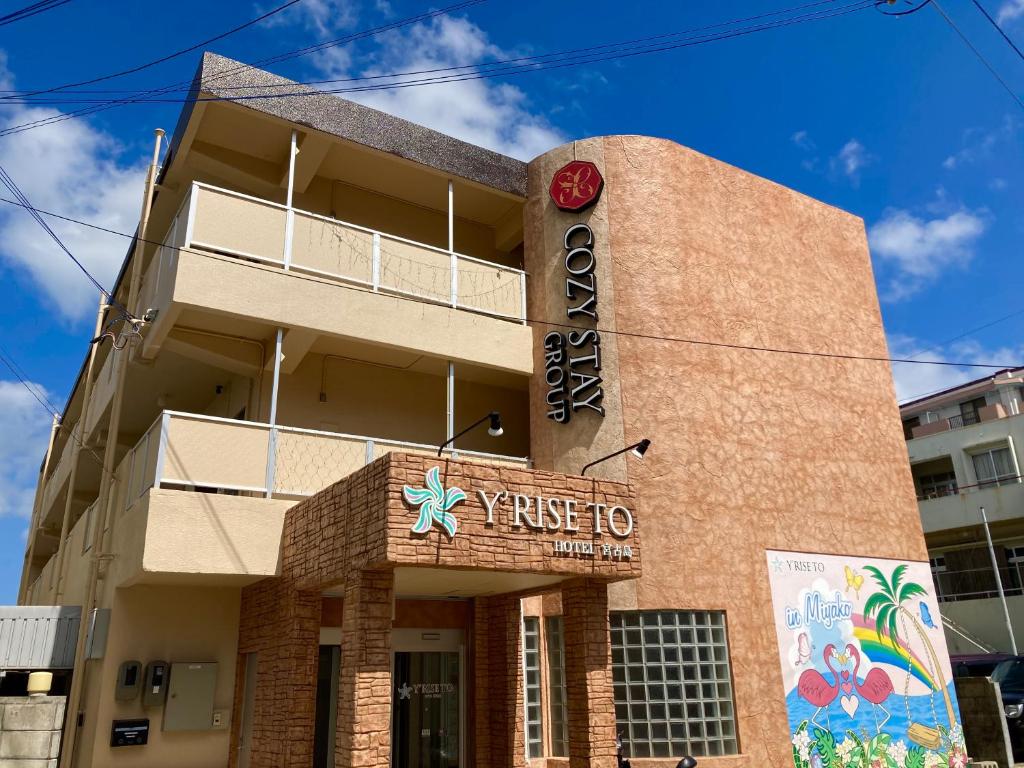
{"left": 852, "top": 617, "right": 938, "bottom": 691}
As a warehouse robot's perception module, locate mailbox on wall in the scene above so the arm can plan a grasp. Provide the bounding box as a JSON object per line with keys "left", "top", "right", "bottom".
{"left": 163, "top": 662, "right": 217, "bottom": 731}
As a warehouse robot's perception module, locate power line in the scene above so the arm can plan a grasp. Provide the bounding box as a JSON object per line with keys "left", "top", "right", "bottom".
{"left": 0, "top": 0, "right": 876, "bottom": 129}
{"left": 0, "top": 0, "right": 72, "bottom": 28}
{"left": 968, "top": 0, "right": 1024, "bottom": 63}
{"left": 0, "top": 192, "right": 1018, "bottom": 372}
{"left": 0, "top": 0, "right": 849, "bottom": 99}
{"left": 932, "top": 0, "right": 1024, "bottom": 112}
{"left": 0, "top": 0, "right": 487, "bottom": 138}
{"left": 0, "top": 0, "right": 304, "bottom": 102}
{"left": 0, "top": 162, "right": 125, "bottom": 311}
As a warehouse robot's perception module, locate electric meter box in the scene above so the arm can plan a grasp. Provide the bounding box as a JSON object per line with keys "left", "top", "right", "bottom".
{"left": 142, "top": 661, "right": 168, "bottom": 708}
{"left": 114, "top": 660, "right": 142, "bottom": 702}
{"left": 163, "top": 662, "right": 217, "bottom": 731}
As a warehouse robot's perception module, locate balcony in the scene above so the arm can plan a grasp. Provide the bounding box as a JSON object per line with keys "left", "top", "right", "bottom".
{"left": 918, "top": 479, "right": 1024, "bottom": 533}
{"left": 127, "top": 410, "right": 528, "bottom": 500}
{"left": 137, "top": 183, "right": 532, "bottom": 374}
{"left": 910, "top": 403, "right": 1006, "bottom": 439}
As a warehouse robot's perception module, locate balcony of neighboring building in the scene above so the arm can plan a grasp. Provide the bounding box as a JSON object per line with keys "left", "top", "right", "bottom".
{"left": 27, "top": 327, "right": 531, "bottom": 591}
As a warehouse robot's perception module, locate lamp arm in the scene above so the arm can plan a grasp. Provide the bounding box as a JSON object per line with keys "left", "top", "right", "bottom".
{"left": 437, "top": 413, "right": 490, "bottom": 457}
{"left": 581, "top": 441, "right": 644, "bottom": 476}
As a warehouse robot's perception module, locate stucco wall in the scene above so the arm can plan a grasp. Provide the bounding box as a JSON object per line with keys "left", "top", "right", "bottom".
{"left": 526, "top": 136, "right": 928, "bottom": 767}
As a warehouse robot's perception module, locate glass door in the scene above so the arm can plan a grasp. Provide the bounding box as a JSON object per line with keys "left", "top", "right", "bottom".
{"left": 392, "top": 651, "right": 461, "bottom": 768}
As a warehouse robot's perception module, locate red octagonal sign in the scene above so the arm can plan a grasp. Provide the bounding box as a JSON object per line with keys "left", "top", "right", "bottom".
{"left": 549, "top": 160, "right": 604, "bottom": 212}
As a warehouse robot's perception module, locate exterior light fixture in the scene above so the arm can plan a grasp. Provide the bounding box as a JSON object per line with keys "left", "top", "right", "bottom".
{"left": 437, "top": 411, "right": 503, "bottom": 456}
{"left": 580, "top": 438, "right": 652, "bottom": 476}
{"left": 676, "top": 758, "right": 698, "bottom": 768}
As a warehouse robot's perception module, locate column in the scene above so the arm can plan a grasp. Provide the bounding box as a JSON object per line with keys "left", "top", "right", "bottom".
{"left": 473, "top": 595, "right": 526, "bottom": 768}
{"left": 336, "top": 570, "right": 394, "bottom": 768}
{"left": 562, "top": 579, "right": 618, "bottom": 768}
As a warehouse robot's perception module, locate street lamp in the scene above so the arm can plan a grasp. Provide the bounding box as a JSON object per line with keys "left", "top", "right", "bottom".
{"left": 437, "top": 411, "right": 503, "bottom": 456}
{"left": 580, "top": 438, "right": 651, "bottom": 476}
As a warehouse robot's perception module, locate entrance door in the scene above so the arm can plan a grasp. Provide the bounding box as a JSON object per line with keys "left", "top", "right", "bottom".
{"left": 391, "top": 641, "right": 462, "bottom": 768}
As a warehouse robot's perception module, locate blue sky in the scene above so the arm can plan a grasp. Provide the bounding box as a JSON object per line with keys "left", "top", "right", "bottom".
{"left": 0, "top": 0, "right": 1022, "bottom": 600}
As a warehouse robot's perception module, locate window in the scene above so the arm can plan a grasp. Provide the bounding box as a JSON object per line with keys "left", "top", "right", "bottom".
{"left": 611, "top": 611, "right": 738, "bottom": 759}
{"left": 916, "top": 471, "right": 958, "bottom": 500}
{"left": 522, "top": 617, "right": 543, "bottom": 758}
{"left": 971, "top": 446, "right": 1017, "bottom": 487}
{"left": 545, "top": 617, "right": 568, "bottom": 757}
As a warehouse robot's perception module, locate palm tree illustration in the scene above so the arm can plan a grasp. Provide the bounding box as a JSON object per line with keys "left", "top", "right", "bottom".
{"left": 862, "top": 564, "right": 956, "bottom": 730}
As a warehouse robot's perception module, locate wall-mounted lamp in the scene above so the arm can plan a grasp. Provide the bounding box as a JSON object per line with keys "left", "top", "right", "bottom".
{"left": 580, "top": 438, "right": 651, "bottom": 476}
{"left": 436, "top": 411, "right": 503, "bottom": 456}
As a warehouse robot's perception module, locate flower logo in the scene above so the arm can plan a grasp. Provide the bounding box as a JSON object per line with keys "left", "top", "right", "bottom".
{"left": 548, "top": 160, "right": 604, "bottom": 211}
{"left": 403, "top": 466, "right": 466, "bottom": 538}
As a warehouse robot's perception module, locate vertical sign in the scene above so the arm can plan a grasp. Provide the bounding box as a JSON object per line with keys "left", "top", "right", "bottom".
{"left": 545, "top": 160, "right": 606, "bottom": 424}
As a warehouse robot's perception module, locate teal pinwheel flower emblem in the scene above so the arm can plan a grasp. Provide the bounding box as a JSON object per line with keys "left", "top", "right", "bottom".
{"left": 403, "top": 466, "right": 466, "bottom": 537}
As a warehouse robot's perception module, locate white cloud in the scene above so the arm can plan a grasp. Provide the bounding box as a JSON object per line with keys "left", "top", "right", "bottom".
{"left": 942, "top": 116, "right": 1018, "bottom": 170}
{"left": 997, "top": 0, "right": 1024, "bottom": 24}
{"left": 310, "top": 12, "right": 564, "bottom": 160}
{"left": 889, "top": 334, "right": 1022, "bottom": 403}
{"left": 868, "top": 207, "right": 987, "bottom": 301}
{"left": 793, "top": 132, "right": 871, "bottom": 184}
{"left": 791, "top": 129, "right": 814, "bottom": 151}
{"left": 0, "top": 52, "right": 146, "bottom": 321}
{"left": 260, "top": 0, "right": 358, "bottom": 36}
{"left": 0, "top": 380, "right": 53, "bottom": 519}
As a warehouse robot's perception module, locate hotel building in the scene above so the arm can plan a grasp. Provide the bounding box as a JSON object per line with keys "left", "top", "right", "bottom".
{"left": 17, "top": 52, "right": 935, "bottom": 768}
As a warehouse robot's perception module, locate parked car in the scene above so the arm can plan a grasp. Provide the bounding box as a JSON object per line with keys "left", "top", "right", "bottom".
{"left": 952, "top": 652, "right": 1013, "bottom": 679}
{"left": 991, "top": 657, "right": 1024, "bottom": 758}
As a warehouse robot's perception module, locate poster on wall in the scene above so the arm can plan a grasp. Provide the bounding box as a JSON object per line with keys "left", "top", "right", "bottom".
{"left": 766, "top": 550, "right": 967, "bottom": 768}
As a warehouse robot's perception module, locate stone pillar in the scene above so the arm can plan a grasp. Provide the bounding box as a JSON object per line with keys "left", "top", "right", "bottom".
{"left": 473, "top": 594, "right": 526, "bottom": 768}
{"left": 562, "top": 579, "right": 618, "bottom": 768}
{"left": 336, "top": 570, "right": 394, "bottom": 768}
{"left": 234, "top": 578, "right": 321, "bottom": 768}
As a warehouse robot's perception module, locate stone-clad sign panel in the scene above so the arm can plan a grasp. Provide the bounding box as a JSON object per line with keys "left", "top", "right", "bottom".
{"left": 281, "top": 452, "right": 640, "bottom": 591}
{"left": 387, "top": 454, "right": 640, "bottom": 579}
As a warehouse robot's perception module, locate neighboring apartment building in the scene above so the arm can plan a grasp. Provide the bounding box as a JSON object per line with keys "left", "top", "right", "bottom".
{"left": 14, "top": 52, "right": 953, "bottom": 768}
{"left": 901, "top": 368, "right": 1024, "bottom": 654}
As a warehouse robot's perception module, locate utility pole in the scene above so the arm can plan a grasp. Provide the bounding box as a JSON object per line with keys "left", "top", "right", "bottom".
{"left": 981, "top": 505, "right": 1018, "bottom": 655}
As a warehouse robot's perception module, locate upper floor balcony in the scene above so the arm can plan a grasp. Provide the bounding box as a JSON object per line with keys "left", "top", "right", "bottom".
{"left": 137, "top": 182, "right": 533, "bottom": 375}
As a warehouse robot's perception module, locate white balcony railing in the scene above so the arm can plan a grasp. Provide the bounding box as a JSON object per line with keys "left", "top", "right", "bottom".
{"left": 122, "top": 410, "right": 529, "bottom": 502}
{"left": 142, "top": 182, "right": 527, "bottom": 324}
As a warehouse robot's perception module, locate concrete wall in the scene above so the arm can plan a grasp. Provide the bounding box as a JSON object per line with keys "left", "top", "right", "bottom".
{"left": 954, "top": 676, "right": 1013, "bottom": 768}
{"left": 526, "top": 136, "right": 930, "bottom": 767}
{"left": 0, "top": 696, "right": 65, "bottom": 767}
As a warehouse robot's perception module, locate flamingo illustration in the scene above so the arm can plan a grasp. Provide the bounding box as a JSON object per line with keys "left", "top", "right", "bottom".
{"left": 846, "top": 643, "right": 895, "bottom": 732}
{"left": 796, "top": 643, "right": 840, "bottom": 729}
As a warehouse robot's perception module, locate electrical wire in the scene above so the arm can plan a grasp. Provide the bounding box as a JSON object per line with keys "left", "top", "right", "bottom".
{"left": 0, "top": 0, "right": 305, "bottom": 102}
{"left": 0, "top": 346, "right": 112, "bottom": 477}
{"left": 0, "top": 0, "right": 487, "bottom": 137}
{"left": 873, "top": 0, "right": 933, "bottom": 15}
{"left": 0, "top": 0, "right": 875, "bottom": 138}
{"left": 0, "top": 0, "right": 875, "bottom": 110}
{"left": 0, "top": 0, "right": 72, "bottom": 28}
{"left": 0, "top": 0, "right": 848, "bottom": 99}
{"left": 0, "top": 162, "right": 126, "bottom": 312}
{"left": 968, "top": 0, "right": 1024, "bottom": 63}
{"left": 0, "top": 192, "right": 1018, "bottom": 372}
{"left": 932, "top": 0, "right": 1024, "bottom": 112}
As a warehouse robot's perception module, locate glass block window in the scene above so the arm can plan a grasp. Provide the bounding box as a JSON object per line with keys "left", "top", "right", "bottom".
{"left": 522, "top": 617, "right": 543, "bottom": 758}
{"left": 611, "top": 611, "right": 738, "bottom": 758}
{"left": 545, "top": 617, "right": 569, "bottom": 757}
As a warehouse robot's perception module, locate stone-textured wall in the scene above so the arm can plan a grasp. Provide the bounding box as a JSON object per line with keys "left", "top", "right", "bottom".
{"left": 0, "top": 696, "right": 65, "bottom": 767}
{"left": 234, "top": 452, "right": 639, "bottom": 768}
{"left": 526, "top": 136, "right": 934, "bottom": 766}
{"left": 954, "top": 676, "right": 1013, "bottom": 768}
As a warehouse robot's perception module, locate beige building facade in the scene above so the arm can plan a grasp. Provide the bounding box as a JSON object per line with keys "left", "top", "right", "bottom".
{"left": 17, "top": 52, "right": 941, "bottom": 768}
{"left": 901, "top": 369, "right": 1024, "bottom": 654}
